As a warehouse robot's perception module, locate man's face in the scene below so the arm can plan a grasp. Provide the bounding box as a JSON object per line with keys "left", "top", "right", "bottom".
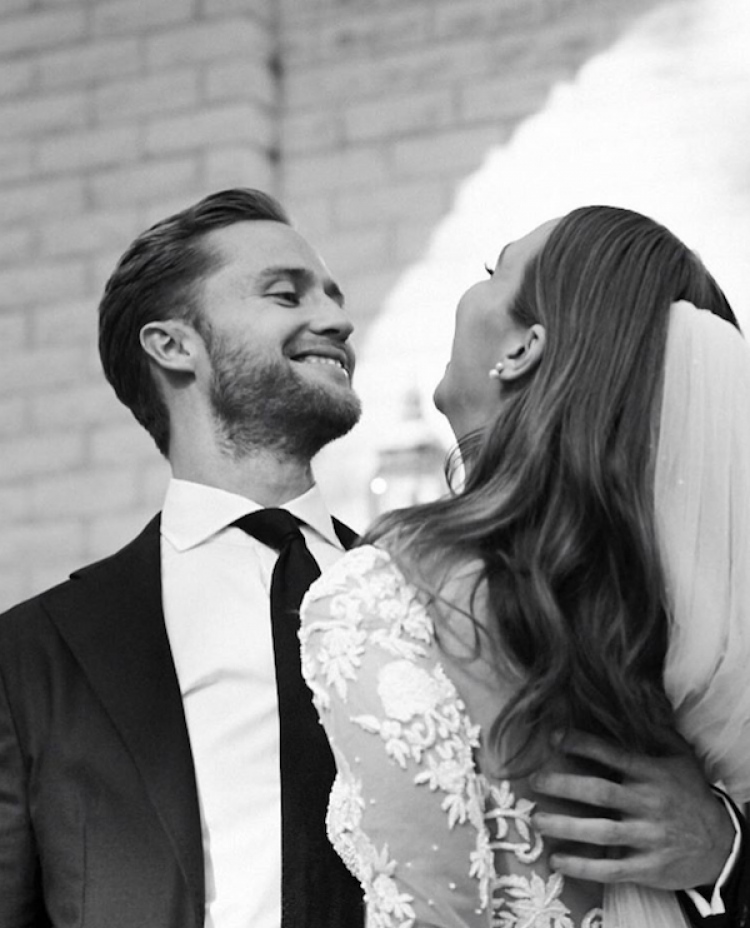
{"left": 196, "top": 221, "right": 361, "bottom": 459}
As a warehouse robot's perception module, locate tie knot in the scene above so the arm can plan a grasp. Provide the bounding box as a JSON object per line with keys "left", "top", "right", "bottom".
{"left": 234, "top": 508, "right": 303, "bottom": 552}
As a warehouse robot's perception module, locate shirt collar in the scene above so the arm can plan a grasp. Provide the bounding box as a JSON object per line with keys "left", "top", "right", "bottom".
{"left": 161, "top": 478, "right": 343, "bottom": 552}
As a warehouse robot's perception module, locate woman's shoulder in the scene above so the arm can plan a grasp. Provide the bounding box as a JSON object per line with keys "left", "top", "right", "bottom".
{"left": 304, "top": 542, "right": 405, "bottom": 602}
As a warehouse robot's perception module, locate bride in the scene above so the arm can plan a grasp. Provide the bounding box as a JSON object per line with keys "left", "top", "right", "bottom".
{"left": 300, "top": 206, "right": 750, "bottom": 927}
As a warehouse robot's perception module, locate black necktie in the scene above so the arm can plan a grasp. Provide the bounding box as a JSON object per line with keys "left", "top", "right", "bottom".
{"left": 234, "top": 509, "right": 363, "bottom": 928}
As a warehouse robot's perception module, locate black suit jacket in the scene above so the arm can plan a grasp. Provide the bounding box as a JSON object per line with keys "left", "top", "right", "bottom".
{"left": 0, "top": 514, "right": 364, "bottom": 928}
{"left": 679, "top": 793, "right": 750, "bottom": 927}
{"left": 0, "top": 516, "right": 205, "bottom": 927}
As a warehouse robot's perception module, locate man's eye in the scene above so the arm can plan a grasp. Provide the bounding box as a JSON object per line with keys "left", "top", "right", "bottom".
{"left": 269, "top": 290, "right": 299, "bottom": 303}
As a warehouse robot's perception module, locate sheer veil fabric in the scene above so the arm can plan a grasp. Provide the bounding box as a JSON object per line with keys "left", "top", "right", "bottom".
{"left": 607, "top": 301, "right": 750, "bottom": 927}
{"left": 657, "top": 302, "right": 750, "bottom": 799}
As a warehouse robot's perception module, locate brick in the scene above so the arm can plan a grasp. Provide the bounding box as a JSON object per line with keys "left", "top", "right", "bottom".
{"left": 201, "top": 0, "right": 273, "bottom": 21}
{"left": 316, "top": 226, "right": 390, "bottom": 277}
{"left": 0, "top": 9, "right": 87, "bottom": 56}
{"left": 283, "top": 7, "right": 431, "bottom": 65}
{"left": 0, "top": 398, "right": 27, "bottom": 437}
{"left": 93, "top": 0, "right": 197, "bottom": 36}
{"left": 145, "top": 103, "right": 275, "bottom": 154}
{"left": 0, "top": 433, "right": 85, "bottom": 481}
{"left": 205, "top": 60, "right": 276, "bottom": 107}
{"left": 0, "top": 91, "right": 87, "bottom": 139}
{"left": 31, "top": 298, "right": 97, "bottom": 346}
{"left": 284, "top": 147, "right": 389, "bottom": 197}
{"left": 0, "top": 310, "right": 27, "bottom": 351}
{"left": 0, "top": 178, "right": 85, "bottom": 223}
{"left": 281, "top": 109, "right": 342, "bottom": 155}
{"left": 0, "top": 262, "right": 87, "bottom": 310}
{"left": 204, "top": 145, "right": 275, "bottom": 191}
{"left": 0, "top": 0, "right": 34, "bottom": 15}
{"left": 283, "top": 196, "right": 334, "bottom": 239}
{"left": 285, "top": 38, "right": 513, "bottom": 109}
{"left": 0, "top": 483, "right": 32, "bottom": 521}
{"left": 38, "top": 38, "right": 141, "bottom": 88}
{"left": 0, "top": 59, "right": 36, "bottom": 98}
{"left": 0, "top": 345, "right": 89, "bottom": 398}
{"left": 0, "top": 140, "right": 34, "bottom": 183}
{"left": 39, "top": 209, "right": 140, "bottom": 259}
{"left": 31, "top": 467, "right": 138, "bottom": 518}
{"left": 30, "top": 382, "right": 124, "bottom": 429}
{"left": 90, "top": 421, "right": 161, "bottom": 464}
{"left": 0, "top": 226, "right": 34, "bottom": 265}
{"left": 460, "top": 73, "right": 559, "bottom": 123}
{"left": 335, "top": 180, "right": 449, "bottom": 228}
{"left": 38, "top": 125, "right": 141, "bottom": 174}
{"left": 433, "top": 0, "right": 544, "bottom": 40}
{"left": 146, "top": 18, "right": 270, "bottom": 69}
{"left": 0, "top": 520, "right": 86, "bottom": 571}
{"left": 90, "top": 158, "right": 199, "bottom": 208}
{"left": 344, "top": 89, "right": 455, "bottom": 143}
{"left": 392, "top": 124, "right": 512, "bottom": 178}
{"left": 95, "top": 69, "right": 199, "bottom": 122}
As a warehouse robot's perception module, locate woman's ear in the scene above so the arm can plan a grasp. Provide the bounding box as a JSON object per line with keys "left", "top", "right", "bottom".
{"left": 494, "top": 324, "right": 546, "bottom": 383}
{"left": 140, "top": 320, "right": 201, "bottom": 374}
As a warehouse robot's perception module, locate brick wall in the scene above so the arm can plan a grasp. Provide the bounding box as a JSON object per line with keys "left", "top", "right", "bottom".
{"left": 0, "top": 0, "right": 277, "bottom": 608}
{"left": 0, "top": 0, "right": 739, "bottom": 609}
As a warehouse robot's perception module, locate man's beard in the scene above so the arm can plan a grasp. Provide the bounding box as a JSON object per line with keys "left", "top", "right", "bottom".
{"left": 205, "top": 332, "right": 361, "bottom": 460}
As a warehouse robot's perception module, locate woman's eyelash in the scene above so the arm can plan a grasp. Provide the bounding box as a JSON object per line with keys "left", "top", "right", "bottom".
{"left": 484, "top": 263, "right": 494, "bottom": 277}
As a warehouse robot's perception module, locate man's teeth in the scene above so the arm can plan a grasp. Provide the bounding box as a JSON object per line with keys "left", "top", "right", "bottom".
{"left": 300, "top": 356, "right": 344, "bottom": 369}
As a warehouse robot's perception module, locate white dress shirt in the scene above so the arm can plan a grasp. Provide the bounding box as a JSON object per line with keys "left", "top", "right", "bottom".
{"left": 160, "top": 478, "right": 347, "bottom": 928}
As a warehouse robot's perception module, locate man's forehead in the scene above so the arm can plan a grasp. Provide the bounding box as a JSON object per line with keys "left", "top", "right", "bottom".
{"left": 206, "top": 220, "right": 326, "bottom": 272}
{"left": 203, "top": 220, "right": 337, "bottom": 293}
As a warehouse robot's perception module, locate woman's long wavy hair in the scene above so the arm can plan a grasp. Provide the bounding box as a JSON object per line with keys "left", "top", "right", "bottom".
{"left": 366, "top": 205, "right": 738, "bottom": 772}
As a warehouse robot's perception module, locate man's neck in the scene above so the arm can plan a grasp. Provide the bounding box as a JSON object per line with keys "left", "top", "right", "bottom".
{"left": 169, "top": 446, "right": 316, "bottom": 507}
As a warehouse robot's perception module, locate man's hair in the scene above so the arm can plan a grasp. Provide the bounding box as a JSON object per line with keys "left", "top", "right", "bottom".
{"left": 98, "top": 188, "right": 290, "bottom": 456}
{"left": 367, "top": 205, "right": 738, "bottom": 773}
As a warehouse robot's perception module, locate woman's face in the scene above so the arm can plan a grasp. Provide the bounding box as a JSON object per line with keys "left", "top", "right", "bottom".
{"left": 434, "top": 218, "right": 558, "bottom": 439}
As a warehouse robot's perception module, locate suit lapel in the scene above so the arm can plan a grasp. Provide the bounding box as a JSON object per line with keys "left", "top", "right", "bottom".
{"left": 41, "top": 516, "right": 204, "bottom": 923}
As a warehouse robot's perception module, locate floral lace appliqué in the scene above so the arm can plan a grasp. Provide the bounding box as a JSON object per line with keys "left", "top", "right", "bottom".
{"left": 493, "top": 872, "right": 573, "bottom": 928}
{"left": 326, "top": 774, "right": 416, "bottom": 928}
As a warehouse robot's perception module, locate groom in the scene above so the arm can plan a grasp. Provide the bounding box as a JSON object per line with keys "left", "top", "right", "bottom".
{"left": 0, "top": 188, "right": 746, "bottom": 927}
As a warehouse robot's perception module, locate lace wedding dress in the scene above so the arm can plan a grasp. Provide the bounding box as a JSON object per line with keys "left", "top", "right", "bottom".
{"left": 301, "top": 543, "right": 605, "bottom": 928}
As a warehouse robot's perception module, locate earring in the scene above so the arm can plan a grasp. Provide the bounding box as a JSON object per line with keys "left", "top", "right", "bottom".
{"left": 488, "top": 362, "right": 504, "bottom": 380}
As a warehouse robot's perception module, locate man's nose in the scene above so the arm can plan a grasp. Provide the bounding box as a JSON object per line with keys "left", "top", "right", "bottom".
{"left": 310, "top": 296, "right": 354, "bottom": 340}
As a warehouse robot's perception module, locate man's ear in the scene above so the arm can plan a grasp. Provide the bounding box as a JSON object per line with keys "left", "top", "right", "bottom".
{"left": 496, "top": 324, "right": 546, "bottom": 383}
{"left": 140, "top": 320, "right": 201, "bottom": 374}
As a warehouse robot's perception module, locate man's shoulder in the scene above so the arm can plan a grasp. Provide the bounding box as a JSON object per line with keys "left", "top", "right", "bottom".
{"left": 0, "top": 514, "right": 161, "bottom": 635}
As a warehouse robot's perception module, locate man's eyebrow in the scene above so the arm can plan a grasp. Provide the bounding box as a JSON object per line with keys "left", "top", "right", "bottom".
{"left": 256, "top": 266, "right": 345, "bottom": 306}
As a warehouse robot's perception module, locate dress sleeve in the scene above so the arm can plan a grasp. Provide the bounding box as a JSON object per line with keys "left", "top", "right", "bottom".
{"left": 300, "top": 545, "right": 490, "bottom": 928}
